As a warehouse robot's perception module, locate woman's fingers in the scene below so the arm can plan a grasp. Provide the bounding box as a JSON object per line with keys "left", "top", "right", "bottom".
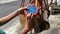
{"left": 26, "top": 13, "right": 31, "bottom": 17}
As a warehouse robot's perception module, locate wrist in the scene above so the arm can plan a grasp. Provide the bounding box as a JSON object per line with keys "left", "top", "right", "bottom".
{"left": 15, "top": 10, "right": 19, "bottom": 15}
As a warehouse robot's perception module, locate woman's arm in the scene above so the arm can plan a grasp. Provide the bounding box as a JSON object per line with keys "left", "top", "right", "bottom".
{"left": 0, "top": 7, "right": 27, "bottom": 24}
{"left": 0, "top": 11, "right": 18, "bottom": 23}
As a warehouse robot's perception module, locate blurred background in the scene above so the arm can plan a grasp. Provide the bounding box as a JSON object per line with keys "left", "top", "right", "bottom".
{"left": 0, "top": 0, "right": 60, "bottom": 34}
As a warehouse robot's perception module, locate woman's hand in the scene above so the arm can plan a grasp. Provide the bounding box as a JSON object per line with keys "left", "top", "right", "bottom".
{"left": 26, "top": 13, "right": 31, "bottom": 17}
{"left": 16, "top": 7, "right": 27, "bottom": 15}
